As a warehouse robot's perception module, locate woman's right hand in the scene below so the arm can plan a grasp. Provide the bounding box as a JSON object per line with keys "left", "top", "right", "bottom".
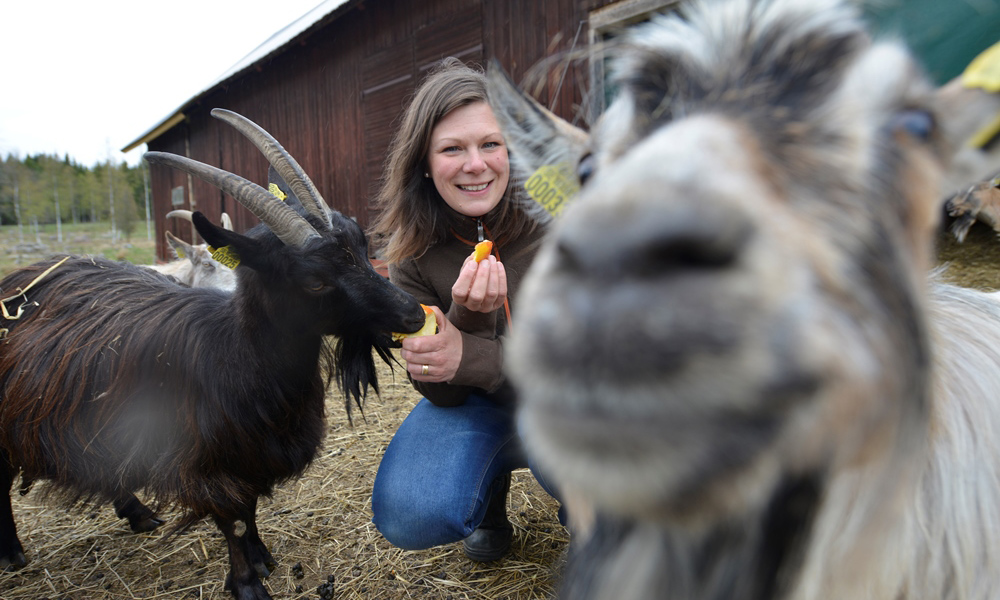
{"left": 451, "top": 254, "right": 507, "bottom": 313}
{"left": 402, "top": 305, "right": 462, "bottom": 383}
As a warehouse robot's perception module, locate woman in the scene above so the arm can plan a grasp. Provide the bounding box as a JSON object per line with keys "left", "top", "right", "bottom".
{"left": 368, "top": 57, "right": 557, "bottom": 562}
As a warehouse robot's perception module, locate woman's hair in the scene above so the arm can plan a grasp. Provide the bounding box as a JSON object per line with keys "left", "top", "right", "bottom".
{"left": 369, "top": 57, "right": 537, "bottom": 264}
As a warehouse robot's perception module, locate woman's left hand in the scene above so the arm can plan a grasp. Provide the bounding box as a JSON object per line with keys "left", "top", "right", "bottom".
{"left": 451, "top": 254, "right": 507, "bottom": 313}
{"left": 401, "top": 305, "right": 463, "bottom": 382}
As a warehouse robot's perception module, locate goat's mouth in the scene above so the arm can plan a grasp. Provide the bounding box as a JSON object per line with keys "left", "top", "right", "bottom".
{"left": 509, "top": 266, "right": 829, "bottom": 517}
{"left": 520, "top": 396, "right": 789, "bottom": 518}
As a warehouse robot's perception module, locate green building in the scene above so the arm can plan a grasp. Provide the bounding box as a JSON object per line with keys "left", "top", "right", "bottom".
{"left": 863, "top": 0, "right": 1000, "bottom": 84}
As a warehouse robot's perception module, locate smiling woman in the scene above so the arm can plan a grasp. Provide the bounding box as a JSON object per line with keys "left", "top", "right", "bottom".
{"left": 367, "top": 57, "right": 560, "bottom": 563}
{"left": 426, "top": 102, "right": 510, "bottom": 218}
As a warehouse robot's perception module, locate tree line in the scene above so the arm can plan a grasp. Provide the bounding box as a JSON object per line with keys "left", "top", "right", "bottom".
{"left": 0, "top": 153, "right": 149, "bottom": 243}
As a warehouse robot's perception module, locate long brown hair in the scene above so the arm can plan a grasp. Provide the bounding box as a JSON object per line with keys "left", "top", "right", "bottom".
{"left": 369, "top": 57, "right": 536, "bottom": 264}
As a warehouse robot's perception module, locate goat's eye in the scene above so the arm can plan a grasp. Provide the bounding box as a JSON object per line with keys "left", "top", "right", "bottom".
{"left": 578, "top": 153, "right": 596, "bottom": 186}
{"left": 202, "top": 261, "right": 214, "bottom": 270}
{"left": 303, "top": 278, "right": 327, "bottom": 294}
{"left": 890, "top": 109, "right": 936, "bottom": 142}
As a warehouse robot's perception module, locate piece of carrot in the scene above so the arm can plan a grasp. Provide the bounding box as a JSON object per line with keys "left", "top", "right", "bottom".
{"left": 472, "top": 240, "right": 493, "bottom": 263}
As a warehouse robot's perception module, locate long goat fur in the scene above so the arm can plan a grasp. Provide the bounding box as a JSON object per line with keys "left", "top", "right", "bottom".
{"left": 0, "top": 109, "right": 426, "bottom": 599}
{"left": 488, "top": 0, "right": 1000, "bottom": 598}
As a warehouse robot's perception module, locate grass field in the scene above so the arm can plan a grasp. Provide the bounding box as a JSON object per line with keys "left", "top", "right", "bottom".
{"left": 0, "top": 221, "right": 158, "bottom": 279}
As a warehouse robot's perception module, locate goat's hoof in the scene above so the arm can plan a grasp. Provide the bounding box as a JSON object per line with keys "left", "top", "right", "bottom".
{"left": 224, "top": 573, "right": 273, "bottom": 600}
{"left": 0, "top": 551, "right": 28, "bottom": 571}
{"left": 250, "top": 550, "right": 276, "bottom": 579}
{"left": 253, "top": 561, "right": 273, "bottom": 580}
{"left": 129, "top": 516, "right": 165, "bottom": 533}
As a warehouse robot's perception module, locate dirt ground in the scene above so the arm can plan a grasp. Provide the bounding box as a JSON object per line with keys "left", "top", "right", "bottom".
{"left": 935, "top": 219, "right": 1000, "bottom": 289}
{"left": 2, "top": 219, "right": 1000, "bottom": 600}
{"left": 0, "top": 356, "right": 567, "bottom": 600}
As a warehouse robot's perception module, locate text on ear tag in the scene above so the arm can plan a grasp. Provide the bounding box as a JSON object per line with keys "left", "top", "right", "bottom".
{"left": 524, "top": 163, "right": 579, "bottom": 218}
{"left": 208, "top": 246, "right": 241, "bottom": 269}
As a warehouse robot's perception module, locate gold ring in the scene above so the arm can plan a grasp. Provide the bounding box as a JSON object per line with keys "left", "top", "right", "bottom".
{"left": 421, "top": 364, "right": 429, "bottom": 376}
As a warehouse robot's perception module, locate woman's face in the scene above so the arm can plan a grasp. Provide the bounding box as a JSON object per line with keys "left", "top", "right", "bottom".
{"left": 426, "top": 101, "right": 510, "bottom": 218}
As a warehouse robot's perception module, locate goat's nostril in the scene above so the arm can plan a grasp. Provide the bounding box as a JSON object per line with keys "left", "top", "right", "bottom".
{"left": 556, "top": 211, "right": 753, "bottom": 278}
{"left": 638, "top": 229, "right": 744, "bottom": 274}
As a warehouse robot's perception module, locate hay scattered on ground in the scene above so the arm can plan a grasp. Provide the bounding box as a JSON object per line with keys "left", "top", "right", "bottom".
{"left": 0, "top": 354, "right": 567, "bottom": 600}
{"left": 4, "top": 223, "right": 999, "bottom": 600}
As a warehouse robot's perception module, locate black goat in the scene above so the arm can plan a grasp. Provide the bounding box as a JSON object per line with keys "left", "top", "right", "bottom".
{"left": 0, "top": 109, "right": 426, "bottom": 600}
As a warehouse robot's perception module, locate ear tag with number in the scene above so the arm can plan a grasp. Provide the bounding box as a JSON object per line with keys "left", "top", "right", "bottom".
{"left": 524, "top": 162, "right": 579, "bottom": 218}
{"left": 268, "top": 183, "right": 288, "bottom": 201}
{"left": 209, "top": 245, "right": 241, "bottom": 269}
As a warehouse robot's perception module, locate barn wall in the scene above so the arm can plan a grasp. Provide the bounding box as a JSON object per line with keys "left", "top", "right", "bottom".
{"left": 148, "top": 0, "right": 618, "bottom": 261}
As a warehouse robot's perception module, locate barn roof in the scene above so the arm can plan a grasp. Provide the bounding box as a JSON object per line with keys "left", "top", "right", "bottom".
{"left": 122, "top": 0, "right": 356, "bottom": 154}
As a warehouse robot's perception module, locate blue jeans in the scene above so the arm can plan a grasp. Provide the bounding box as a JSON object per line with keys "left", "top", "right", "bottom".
{"left": 372, "top": 394, "right": 559, "bottom": 550}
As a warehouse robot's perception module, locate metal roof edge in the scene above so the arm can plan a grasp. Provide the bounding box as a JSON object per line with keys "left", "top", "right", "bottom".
{"left": 122, "top": 112, "right": 186, "bottom": 154}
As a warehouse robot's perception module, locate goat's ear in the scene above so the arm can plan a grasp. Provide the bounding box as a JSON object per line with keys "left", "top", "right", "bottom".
{"left": 933, "top": 43, "right": 1000, "bottom": 193}
{"left": 164, "top": 230, "right": 192, "bottom": 260}
{"left": 935, "top": 77, "right": 1000, "bottom": 157}
{"left": 192, "top": 211, "right": 263, "bottom": 270}
{"left": 487, "top": 61, "right": 590, "bottom": 222}
{"left": 487, "top": 61, "right": 589, "bottom": 174}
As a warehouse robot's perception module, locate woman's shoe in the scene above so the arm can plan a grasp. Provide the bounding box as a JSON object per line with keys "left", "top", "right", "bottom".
{"left": 463, "top": 472, "right": 513, "bottom": 561}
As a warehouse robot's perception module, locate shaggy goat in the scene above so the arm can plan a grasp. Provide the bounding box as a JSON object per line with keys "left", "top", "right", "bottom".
{"left": 147, "top": 210, "right": 238, "bottom": 290}
{"left": 489, "top": 1, "right": 1000, "bottom": 598}
{"left": 0, "top": 108, "right": 426, "bottom": 600}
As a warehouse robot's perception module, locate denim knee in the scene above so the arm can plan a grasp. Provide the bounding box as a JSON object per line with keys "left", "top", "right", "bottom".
{"left": 372, "top": 477, "right": 475, "bottom": 550}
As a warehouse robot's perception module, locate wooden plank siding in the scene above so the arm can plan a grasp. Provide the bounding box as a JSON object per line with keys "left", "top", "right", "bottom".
{"left": 147, "top": 0, "right": 619, "bottom": 261}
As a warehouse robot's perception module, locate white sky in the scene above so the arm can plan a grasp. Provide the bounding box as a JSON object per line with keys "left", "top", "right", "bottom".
{"left": 1, "top": 1, "right": 326, "bottom": 167}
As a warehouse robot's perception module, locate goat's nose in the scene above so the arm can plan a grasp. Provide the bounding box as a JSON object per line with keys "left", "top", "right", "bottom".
{"left": 554, "top": 201, "right": 753, "bottom": 279}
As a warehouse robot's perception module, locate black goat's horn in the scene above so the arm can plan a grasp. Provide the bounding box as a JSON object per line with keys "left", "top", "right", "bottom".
{"left": 145, "top": 152, "right": 321, "bottom": 249}
{"left": 211, "top": 108, "right": 334, "bottom": 231}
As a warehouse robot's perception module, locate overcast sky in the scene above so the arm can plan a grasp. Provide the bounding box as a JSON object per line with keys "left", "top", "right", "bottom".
{"left": 1, "top": 1, "right": 325, "bottom": 167}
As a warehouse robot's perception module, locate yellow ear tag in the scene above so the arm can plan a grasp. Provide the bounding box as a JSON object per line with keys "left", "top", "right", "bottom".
{"left": 524, "top": 163, "right": 579, "bottom": 218}
{"left": 173, "top": 245, "right": 187, "bottom": 259}
{"left": 268, "top": 183, "right": 288, "bottom": 202}
{"left": 968, "top": 113, "right": 1000, "bottom": 149}
{"left": 208, "top": 245, "right": 241, "bottom": 269}
{"left": 963, "top": 41, "right": 1000, "bottom": 92}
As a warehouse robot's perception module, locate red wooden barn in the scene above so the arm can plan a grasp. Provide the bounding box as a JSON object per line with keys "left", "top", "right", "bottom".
{"left": 123, "top": 0, "right": 678, "bottom": 262}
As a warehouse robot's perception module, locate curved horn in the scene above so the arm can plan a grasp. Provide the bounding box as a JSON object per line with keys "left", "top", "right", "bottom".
{"left": 144, "top": 151, "right": 321, "bottom": 248}
{"left": 210, "top": 108, "right": 334, "bottom": 231}
{"left": 167, "top": 209, "right": 234, "bottom": 232}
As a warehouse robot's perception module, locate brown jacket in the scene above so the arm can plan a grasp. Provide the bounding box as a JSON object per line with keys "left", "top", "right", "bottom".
{"left": 388, "top": 213, "right": 546, "bottom": 407}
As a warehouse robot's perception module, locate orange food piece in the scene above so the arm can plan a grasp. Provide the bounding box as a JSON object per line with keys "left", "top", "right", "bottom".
{"left": 472, "top": 240, "right": 493, "bottom": 263}
{"left": 391, "top": 304, "right": 437, "bottom": 342}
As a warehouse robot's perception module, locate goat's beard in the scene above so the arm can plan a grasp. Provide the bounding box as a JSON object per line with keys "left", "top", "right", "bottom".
{"left": 330, "top": 332, "right": 396, "bottom": 420}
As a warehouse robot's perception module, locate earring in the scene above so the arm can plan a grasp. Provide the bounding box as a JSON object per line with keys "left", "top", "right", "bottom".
{"left": 424, "top": 172, "right": 430, "bottom": 178}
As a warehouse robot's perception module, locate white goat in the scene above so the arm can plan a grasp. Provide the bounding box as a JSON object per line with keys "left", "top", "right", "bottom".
{"left": 147, "top": 210, "right": 236, "bottom": 290}
{"left": 488, "top": 0, "right": 1000, "bottom": 598}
